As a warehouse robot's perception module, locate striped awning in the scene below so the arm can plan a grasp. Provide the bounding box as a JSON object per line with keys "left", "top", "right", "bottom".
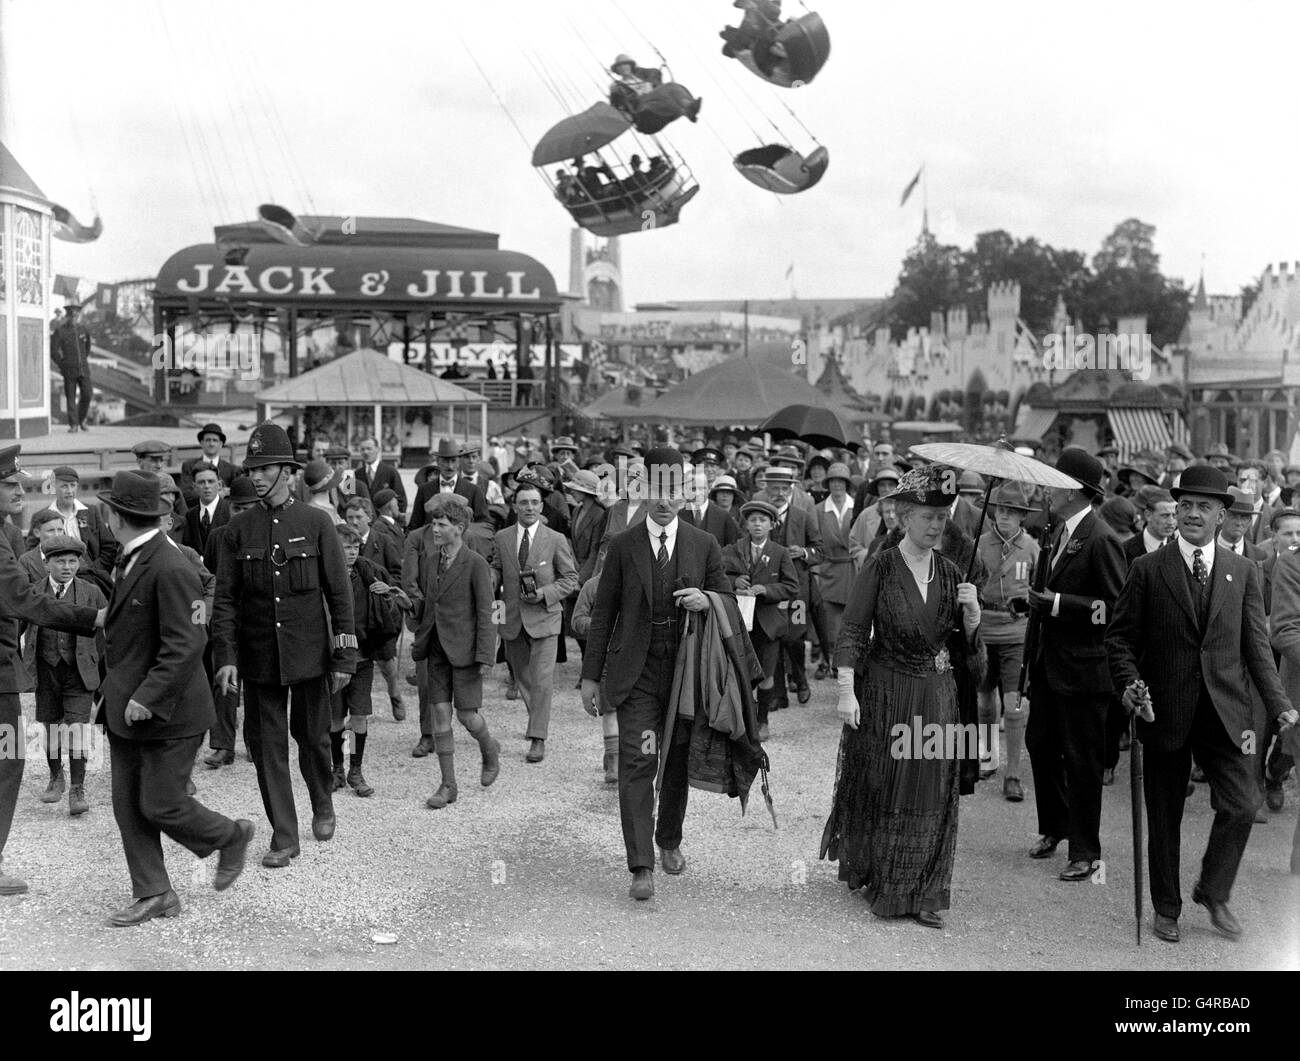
{"left": 1012, "top": 405, "right": 1057, "bottom": 441}
{"left": 1108, "top": 408, "right": 1175, "bottom": 463}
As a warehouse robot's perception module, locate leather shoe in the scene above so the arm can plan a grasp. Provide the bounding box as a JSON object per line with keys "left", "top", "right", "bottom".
{"left": 1192, "top": 883, "right": 1242, "bottom": 940}
{"left": 426, "top": 783, "right": 458, "bottom": 809}
{"left": 912, "top": 910, "right": 944, "bottom": 929}
{"left": 1254, "top": 806, "right": 1268, "bottom": 824}
{"left": 1028, "top": 835, "right": 1060, "bottom": 859}
{"left": 505, "top": 682, "right": 519, "bottom": 701}
{"left": 480, "top": 737, "right": 501, "bottom": 787}
{"left": 1102, "top": 767, "right": 1115, "bottom": 786}
{"left": 204, "top": 749, "right": 235, "bottom": 768}
{"left": 312, "top": 812, "right": 335, "bottom": 841}
{"left": 411, "top": 736, "right": 435, "bottom": 758}
{"left": 1003, "top": 777, "right": 1024, "bottom": 802}
{"left": 347, "top": 767, "right": 374, "bottom": 798}
{"left": 1059, "top": 860, "right": 1097, "bottom": 882}
{"left": 214, "top": 820, "right": 254, "bottom": 891}
{"left": 757, "top": 723, "right": 770, "bottom": 743}
{"left": 814, "top": 662, "right": 828, "bottom": 680}
{"left": 41, "top": 774, "right": 65, "bottom": 803}
{"left": 628, "top": 868, "right": 654, "bottom": 901}
{"left": 660, "top": 847, "right": 686, "bottom": 875}
{"left": 68, "top": 785, "right": 89, "bottom": 817}
{"left": 796, "top": 684, "right": 811, "bottom": 704}
{"left": 526, "top": 738, "right": 545, "bottom": 763}
{"left": 1265, "top": 785, "right": 1284, "bottom": 812}
{"left": 1153, "top": 913, "right": 1180, "bottom": 943}
{"left": 108, "top": 889, "right": 181, "bottom": 927}
{"left": 261, "top": 845, "right": 300, "bottom": 869}
{"left": 0, "top": 871, "right": 28, "bottom": 895}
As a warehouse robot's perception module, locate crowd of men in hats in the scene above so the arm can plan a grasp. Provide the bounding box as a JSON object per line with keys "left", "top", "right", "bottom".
{"left": 0, "top": 420, "right": 1296, "bottom": 931}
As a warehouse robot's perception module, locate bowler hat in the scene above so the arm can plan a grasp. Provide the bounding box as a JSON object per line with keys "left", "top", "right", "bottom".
{"left": 43, "top": 534, "right": 86, "bottom": 558}
{"left": 0, "top": 445, "right": 30, "bottom": 484}
{"left": 1054, "top": 448, "right": 1106, "bottom": 498}
{"left": 99, "top": 470, "right": 172, "bottom": 518}
{"left": 243, "top": 423, "right": 301, "bottom": 469}
{"left": 1226, "top": 487, "right": 1257, "bottom": 517}
{"left": 435, "top": 438, "right": 462, "bottom": 460}
{"left": 988, "top": 481, "right": 1040, "bottom": 512}
{"left": 196, "top": 422, "right": 227, "bottom": 444}
{"left": 303, "top": 459, "right": 342, "bottom": 494}
{"left": 957, "top": 470, "right": 985, "bottom": 495}
{"left": 1170, "top": 464, "right": 1234, "bottom": 507}
{"left": 643, "top": 446, "right": 685, "bottom": 471}
{"left": 228, "top": 477, "right": 259, "bottom": 505}
{"left": 741, "top": 499, "right": 779, "bottom": 522}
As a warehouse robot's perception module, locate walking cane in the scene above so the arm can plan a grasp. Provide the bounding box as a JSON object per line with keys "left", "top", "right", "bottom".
{"left": 1130, "top": 712, "right": 1144, "bottom": 946}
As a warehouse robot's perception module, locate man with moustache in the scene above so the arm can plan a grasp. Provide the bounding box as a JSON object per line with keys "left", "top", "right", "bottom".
{"left": 1024, "top": 448, "right": 1127, "bottom": 881}
{"left": 1108, "top": 464, "right": 1298, "bottom": 940}
{"left": 580, "top": 448, "right": 731, "bottom": 901}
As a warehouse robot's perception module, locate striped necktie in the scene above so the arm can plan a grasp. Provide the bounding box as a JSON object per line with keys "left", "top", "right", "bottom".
{"left": 657, "top": 531, "right": 669, "bottom": 570}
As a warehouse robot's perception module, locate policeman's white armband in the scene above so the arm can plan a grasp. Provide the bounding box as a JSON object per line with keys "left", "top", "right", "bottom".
{"left": 333, "top": 634, "right": 358, "bottom": 650}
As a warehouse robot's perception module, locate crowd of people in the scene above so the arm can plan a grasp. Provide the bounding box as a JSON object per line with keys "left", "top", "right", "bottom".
{"left": 0, "top": 422, "right": 1296, "bottom": 937}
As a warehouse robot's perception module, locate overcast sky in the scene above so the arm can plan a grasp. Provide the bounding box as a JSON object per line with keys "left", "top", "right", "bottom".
{"left": 6, "top": 0, "right": 1297, "bottom": 308}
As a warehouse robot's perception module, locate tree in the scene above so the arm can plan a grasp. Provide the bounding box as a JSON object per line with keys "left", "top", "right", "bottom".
{"left": 1082, "top": 219, "right": 1188, "bottom": 347}
{"left": 885, "top": 230, "right": 964, "bottom": 338}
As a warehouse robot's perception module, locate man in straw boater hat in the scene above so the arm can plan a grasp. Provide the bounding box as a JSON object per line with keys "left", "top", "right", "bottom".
{"left": 973, "top": 481, "right": 1041, "bottom": 802}
{"left": 0, "top": 445, "right": 107, "bottom": 897}
{"left": 580, "top": 447, "right": 732, "bottom": 901}
{"left": 1023, "top": 448, "right": 1127, "bottom": 882}
{"left": 1107, "top": 463, "right": 1298, "bottom": 941}
{"left": 97, "top": 470, "right": 254, "bottom": 924}
{"left": 211, "top": 423, "right": 358, "bottom": 870}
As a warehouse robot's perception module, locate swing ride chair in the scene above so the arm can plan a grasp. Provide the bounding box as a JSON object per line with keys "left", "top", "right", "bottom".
{"left": 564, "top": 153, "right": 700, "bottom": 237}
{"left": 731, "top": 10, "right": 830, "bottom": 88}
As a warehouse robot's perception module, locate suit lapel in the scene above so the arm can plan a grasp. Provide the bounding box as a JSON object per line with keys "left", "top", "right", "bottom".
{"left": 1051, "top": 512, "right": 1092, "bottom": 579}
{"left": 1159, "top": 541, "right": 1198, "bottom": 628}
{"left": 634, "top": 525, "right": 654, "bottom": 607}
{"left": 433, "top": 547, "right": 468, "bottom": 601}
{"left": 110, "top": 534, "right": 159, "bottom": 618}
{"left": 1204, "top": 546, "right": 1231, "bottom": 632}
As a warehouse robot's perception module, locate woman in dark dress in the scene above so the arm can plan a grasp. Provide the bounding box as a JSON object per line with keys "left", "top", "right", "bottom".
{"left": 820, "top": 466, "right": 983, "bottom": 929}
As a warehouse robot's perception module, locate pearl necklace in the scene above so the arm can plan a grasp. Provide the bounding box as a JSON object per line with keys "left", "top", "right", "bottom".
{"left": 900, "top": 543, "right": 936, "bottom": 585}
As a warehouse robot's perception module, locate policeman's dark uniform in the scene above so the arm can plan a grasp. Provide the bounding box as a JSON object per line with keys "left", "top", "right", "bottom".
{"left": 211, "top": 424, "right": 357, "bottom": 860}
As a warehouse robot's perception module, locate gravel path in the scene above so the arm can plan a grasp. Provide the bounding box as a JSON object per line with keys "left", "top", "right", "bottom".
{"left": 2, "top": 643, "right": 1297, "bottom": 971}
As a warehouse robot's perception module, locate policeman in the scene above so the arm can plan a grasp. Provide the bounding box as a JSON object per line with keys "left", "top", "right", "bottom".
{"left": 0, "top": 445, "right": 104, "bottom": 896}
{"left": 211, "top": 424, "right": 357, "bottom": 870}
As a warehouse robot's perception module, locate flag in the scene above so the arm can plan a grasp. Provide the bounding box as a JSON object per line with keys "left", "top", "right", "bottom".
{"left": 785, "top": 263, "right": 794, "bottom": 280}
{"left": 900, "top": 167, "right": 923, "bottom": 207}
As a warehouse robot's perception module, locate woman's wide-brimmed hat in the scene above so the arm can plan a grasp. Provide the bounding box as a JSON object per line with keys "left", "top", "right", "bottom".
{"left": 1171, "top": 464, "right": 1235, "bottom": 507}
{"left": 892, "top": 466, "right": 958, "bottom": 508}
{"left": 824, "top": 462, "right": 853, "bottom": 486}
{"left": 98, "top": 470, "right": 173, "bottom": 518}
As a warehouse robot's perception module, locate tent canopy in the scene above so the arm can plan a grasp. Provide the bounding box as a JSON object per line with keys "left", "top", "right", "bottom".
{"left": 257, "top": 348, "right": 486, "bottom": 406}
{"left": 619, "top": 351, "right": 862, "bottom": 426}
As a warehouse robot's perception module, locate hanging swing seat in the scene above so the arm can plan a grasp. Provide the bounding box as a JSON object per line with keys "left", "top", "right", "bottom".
{"left": 732, "top": 11, "right": 831, "bottom": 88}
{"left": 733, "top": 144, "right": 828, "bottom": 194}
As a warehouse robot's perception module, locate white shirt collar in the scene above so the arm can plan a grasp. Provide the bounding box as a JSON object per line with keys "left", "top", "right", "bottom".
{"left": 49, "top": 576, "right": 71, "bottom": 596}
{"left": 201, "top": 497, "right": 220, "bottom": 517}
{"left": 517, "top": 520, "right": 539, "bottom": 549}
{"left": 1216, "top": 534, "right": 1244, "bottom": 555}
{"left": 824, "top": 494, "right": 850, "bottom": 516}
{"left": 1142, "top": 528, "right": 1165, "bottom": 553}
{"left": 1176, "top": 533, "right": 1216, "bottom": 573}
{"left": 119, "top": 527, "right": 161, "bottom": 566}
{"left": 1062, "top": 507, "right": 1089, "bottom": 539}
{"left": 647, "top": 516, "right": 679, "bottom": 555}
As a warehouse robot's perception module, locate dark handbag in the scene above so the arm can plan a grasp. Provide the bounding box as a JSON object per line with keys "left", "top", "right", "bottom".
{"left": 363, "top": 587, "right": 403, "bottom": 652}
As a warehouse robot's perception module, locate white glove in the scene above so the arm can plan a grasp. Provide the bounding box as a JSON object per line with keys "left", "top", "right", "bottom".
{"left": 836, "top": 668, "right": 859, "bottom": 730}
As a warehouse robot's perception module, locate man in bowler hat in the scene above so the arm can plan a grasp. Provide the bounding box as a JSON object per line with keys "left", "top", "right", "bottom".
{"left": 1024, "top": 448, "right": 1127, "bottom": 881}
{"left": 98, "top": 470, "right": 254, "bottom": 925}
{"left": 212, "top": 424, "right": 358, "bottom": 869}
{"left": 1108, "top": 464, "right": 1297, "bottom": 941}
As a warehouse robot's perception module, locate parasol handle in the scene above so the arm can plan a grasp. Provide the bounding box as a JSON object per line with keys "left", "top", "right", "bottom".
{"left": 963, "top": 478, "right": 996, "bottom": 583}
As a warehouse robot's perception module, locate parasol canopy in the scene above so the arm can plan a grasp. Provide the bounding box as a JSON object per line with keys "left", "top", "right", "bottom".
{"left": 759, "top": 403, "right": 860, "bottom": 452}
{"left": 532, "top": 104, "right": 631, "bottom": 167}
{"left": 909, "top": 442, "right": 1080, "bottom": 490}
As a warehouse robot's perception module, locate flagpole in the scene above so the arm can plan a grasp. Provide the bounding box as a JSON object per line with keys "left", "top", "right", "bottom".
{"left": 922, "top": 165, "right": 930, "bottom": 236}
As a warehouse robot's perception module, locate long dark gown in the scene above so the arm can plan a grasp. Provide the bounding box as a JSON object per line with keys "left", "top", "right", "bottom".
{"left": 820, "top": 548, "right": 970, "bottom": 916}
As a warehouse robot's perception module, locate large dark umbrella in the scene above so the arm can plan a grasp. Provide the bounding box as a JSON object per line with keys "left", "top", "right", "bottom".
{"left": 1131, "top": 711, "right": 1145, "bottom": 945}
{"left": 759, "top": 403, "right": 860, "bottom": 452}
